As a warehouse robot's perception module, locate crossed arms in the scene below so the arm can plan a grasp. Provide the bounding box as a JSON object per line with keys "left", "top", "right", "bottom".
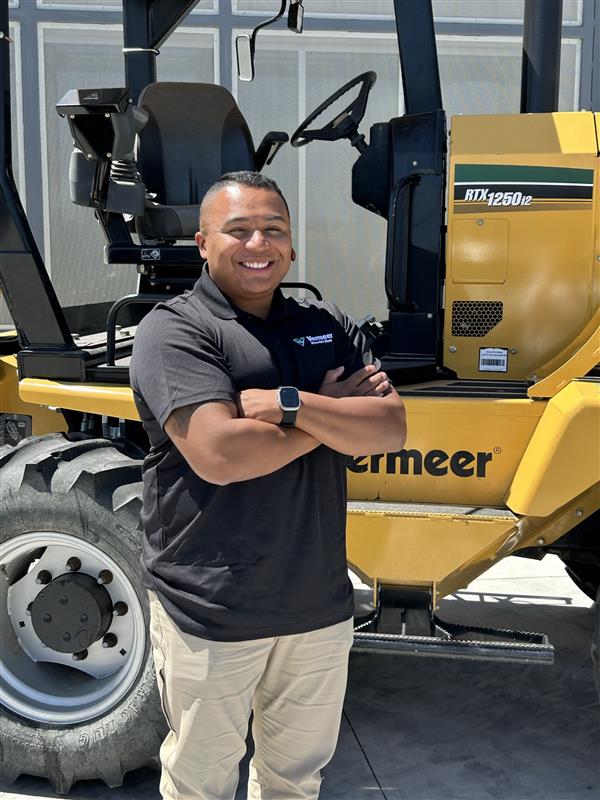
{"left": 165, "top": 364, "right": 407, "bottom": 485}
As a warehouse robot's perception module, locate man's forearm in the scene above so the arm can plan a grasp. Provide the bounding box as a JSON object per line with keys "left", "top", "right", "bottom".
{"left": 295, "top": 391, "right": 406, "bottom": 455}
{"left": 200, "top": 418, "right": 319, "bottom": 484}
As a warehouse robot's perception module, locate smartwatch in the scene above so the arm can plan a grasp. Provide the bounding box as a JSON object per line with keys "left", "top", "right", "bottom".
{"left": 277, "top": 386, "right": 301, "bottom": 428}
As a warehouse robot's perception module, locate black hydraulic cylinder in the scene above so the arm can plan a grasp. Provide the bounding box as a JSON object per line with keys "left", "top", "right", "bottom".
{"left": 521, "top": 0, "right": 563, "bottom": 113}
{"left": 393, "top": 0, "right": 442, "bottom": 113}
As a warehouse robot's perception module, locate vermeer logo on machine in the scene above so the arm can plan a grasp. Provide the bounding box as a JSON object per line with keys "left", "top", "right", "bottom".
{"left": 348, "top": 448, "right": 494, "bottom": 478}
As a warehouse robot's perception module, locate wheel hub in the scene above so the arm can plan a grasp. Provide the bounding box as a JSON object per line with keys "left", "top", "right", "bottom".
{"left": 31, "top": 573, "right": 112, "bottom": 653}
{"left": 1, "top": 531, "right": 146, "bottom": 724}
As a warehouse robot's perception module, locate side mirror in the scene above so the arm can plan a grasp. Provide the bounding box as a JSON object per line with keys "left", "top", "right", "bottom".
{"left": 236, "top": 34, "right": 255, "bottom": 82}
{"left": 288, "top": 1, "right": 304, "bottom": 33}
{"left": 236, "top": 1, "right": 291, "bottom": 82}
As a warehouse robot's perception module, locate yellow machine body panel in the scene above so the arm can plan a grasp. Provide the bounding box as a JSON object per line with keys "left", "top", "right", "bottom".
{"left": 346, "top": 508, "right": 516, "bottom": 588}
{"left": 0, "top": 356, "right": 67, "bottom": 438}
{"left": 18, "top": 378, "right": 140, "bottom": 421}
{"left": 507, "top": 380, "right": 600, "bottom": 515}
{"left": 445, "top": 112, "right": 599, "bottom": 381}
{"left": 347, "top": 391, "right": 545, "bottom": 507}
{"left": 528, "top": 307, "right": 600, "bottom": 397}
{"left": 347, "top": 482, "right": 600, "bottom": 601}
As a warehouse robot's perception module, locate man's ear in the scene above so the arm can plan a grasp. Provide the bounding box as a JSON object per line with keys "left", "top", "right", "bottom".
{"left": 291, "top": 247, "right": 296, "bottom": 262}
{"left": 195, "top": 230, "right": 208, "bottom": 259}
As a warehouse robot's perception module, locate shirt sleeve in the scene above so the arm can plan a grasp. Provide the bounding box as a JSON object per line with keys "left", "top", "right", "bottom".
{"left": 325, "top": 302, "right": 376, "bottom": 376}
{"left": 130, "top": 306, "right": 237, "bottom": 431}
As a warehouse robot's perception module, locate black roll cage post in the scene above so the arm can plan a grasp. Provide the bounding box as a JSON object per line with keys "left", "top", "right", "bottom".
{"left": 0, "top": 0, "right": 75, "bottom": 359}
{"left": 393, "top": 0, "right": 442, "bottom": 116}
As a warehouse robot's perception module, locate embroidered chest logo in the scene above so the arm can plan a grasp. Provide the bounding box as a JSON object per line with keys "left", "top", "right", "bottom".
{"left": 293, "top": 333, "right": 333, "bottom": 347}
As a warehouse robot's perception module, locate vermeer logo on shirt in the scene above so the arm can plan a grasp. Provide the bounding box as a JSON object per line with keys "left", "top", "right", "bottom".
{"left": 293, "top": 333, "right": 333, "bottom": 347}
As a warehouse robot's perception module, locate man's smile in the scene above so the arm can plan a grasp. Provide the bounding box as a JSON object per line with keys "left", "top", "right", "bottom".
{"left": 240, "top": 260, "right": 274, "bottom": 270}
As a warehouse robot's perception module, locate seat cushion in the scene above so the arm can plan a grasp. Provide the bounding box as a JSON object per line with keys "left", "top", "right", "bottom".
{"left": 136, "top": 202, "right": 200, "bottom": 241}
{"left": 135, "top": 82, "right": 257, "bottom": 241}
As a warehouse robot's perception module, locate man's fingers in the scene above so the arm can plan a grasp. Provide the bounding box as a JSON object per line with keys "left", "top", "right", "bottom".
{"left": 347, "top": 364, "right": 378, "bottom": 388}
{"left": 322, "top": 366, "right": 345, "bottom": 384}
{"left": 345, "top": 374, "right": 389, "bottom": 397}
{"left": 318, "top": 366, "right": 346, "bottom": 397}
{"left": 320, "top": 363, "right": 390, "bottom": 397}
{"left": 365, "top": 379, "right": 389, "bottom": 396}
{"left": 358, "top": 371, "right": 388, "bottom": 390}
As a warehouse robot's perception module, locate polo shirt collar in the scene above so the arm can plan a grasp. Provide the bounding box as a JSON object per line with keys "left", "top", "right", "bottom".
{"left": 194, "top": 264, "right": 294, "bottom": 324}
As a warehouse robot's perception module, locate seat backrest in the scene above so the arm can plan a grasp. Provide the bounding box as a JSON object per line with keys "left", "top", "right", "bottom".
{"left": 137, "top": 82, "right": 256, "bottom": 208}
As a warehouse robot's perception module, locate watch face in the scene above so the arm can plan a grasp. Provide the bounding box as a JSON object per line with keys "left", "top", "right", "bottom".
{"left": 279, "top": 386, "right": 300, "bottom": 411}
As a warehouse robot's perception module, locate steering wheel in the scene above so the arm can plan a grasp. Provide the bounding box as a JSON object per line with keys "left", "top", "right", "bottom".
{"left": 291, "top": 71, "right": 377, "bottom": 148}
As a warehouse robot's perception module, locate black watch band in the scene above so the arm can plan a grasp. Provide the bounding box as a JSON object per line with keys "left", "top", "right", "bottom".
{"left": 277, "top": 386, "right": 301, "bottom": 428}
{"left": 280, "top": 408, "right": 298, "bottom": 428}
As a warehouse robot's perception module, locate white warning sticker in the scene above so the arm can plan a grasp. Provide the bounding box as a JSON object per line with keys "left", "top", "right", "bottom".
{"left": 479, "top": 347, "right": 508, "bottom": 373}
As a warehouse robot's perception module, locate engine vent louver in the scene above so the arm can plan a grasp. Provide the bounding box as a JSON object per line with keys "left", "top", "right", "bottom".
{"left": 451, "top": 301, "right": 503, "bottom": 337}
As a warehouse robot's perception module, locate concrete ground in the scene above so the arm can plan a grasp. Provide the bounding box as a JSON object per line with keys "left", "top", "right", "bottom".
{"left": 1, "top": 555, "right": 597, "bottom": 800}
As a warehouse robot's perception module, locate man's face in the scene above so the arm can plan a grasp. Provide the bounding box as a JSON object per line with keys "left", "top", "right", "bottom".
{"left": 195, "top": 185, "right": 294, "bottom": 315}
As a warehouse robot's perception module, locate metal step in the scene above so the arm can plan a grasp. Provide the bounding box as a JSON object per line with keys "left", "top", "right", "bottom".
{"left": 353, "top": 622, "right": 554, "bottom": 665}
{"left": 347, "top": 500, "right": 517, "bottom": 520}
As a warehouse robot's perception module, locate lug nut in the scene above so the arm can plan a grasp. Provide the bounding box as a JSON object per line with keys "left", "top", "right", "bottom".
{"left": 65, "top": 557, "right": 81, "bottom": 572}
{"left": 80, "top": 613, "right": 88, "bottom": 623}
{"left": 112, "top": 602, "right": 128, "bottom": 617}
{"left": 36, "top": 570, "right": 52, "bottom": 585}
{"left": 72, "top": 649, "right": 88, "bottom": 661}
{"left": 102, "top": 633, "right": 118, "bottom": 648}
{"left": 42, "top": 613, "right": 52, "bottom": 623}
{"left": 63, "top": 632, "right": 72, "bottom": 643}
{"left": 97, "top": 570, "right": 113, "bottom": 585}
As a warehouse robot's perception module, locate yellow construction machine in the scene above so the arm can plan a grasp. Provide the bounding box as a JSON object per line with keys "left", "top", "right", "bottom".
{"left": 0, "top": 0, "right": 598, "bottom": 791}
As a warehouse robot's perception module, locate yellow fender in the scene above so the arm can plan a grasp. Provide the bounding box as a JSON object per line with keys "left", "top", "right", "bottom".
{"left": 506, "top": 380, "right": 600, "bottom": 516}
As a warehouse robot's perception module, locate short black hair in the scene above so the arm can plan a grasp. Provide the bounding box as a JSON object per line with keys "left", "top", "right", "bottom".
{"left": 199, "top": 171, "right": 290, "bottom": 230}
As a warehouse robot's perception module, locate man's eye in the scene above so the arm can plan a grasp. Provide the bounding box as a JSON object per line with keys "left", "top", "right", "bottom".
{"left": 228, "top": 228, "right": 246, "bottom": 235}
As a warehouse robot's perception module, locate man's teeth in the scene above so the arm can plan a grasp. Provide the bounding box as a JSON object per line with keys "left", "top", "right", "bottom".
{"left": 242, "top": 261, "right": 270, "bottom": 269}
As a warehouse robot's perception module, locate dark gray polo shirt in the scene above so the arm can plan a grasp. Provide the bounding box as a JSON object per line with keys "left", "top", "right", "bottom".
{"left": 130, "top": 266, "right": 372, "bottom": 641}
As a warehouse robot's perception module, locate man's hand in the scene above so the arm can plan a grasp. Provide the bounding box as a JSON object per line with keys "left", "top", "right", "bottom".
{"left": 238, "top": 389, "right": 281, "bottom": 424}
{"left": 319, "top": 364, "right": 390, "bottom": 398}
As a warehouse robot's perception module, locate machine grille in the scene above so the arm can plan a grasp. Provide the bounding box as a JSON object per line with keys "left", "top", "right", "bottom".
{"left": 451, "top": 301, "right": 503, "bottom": 337}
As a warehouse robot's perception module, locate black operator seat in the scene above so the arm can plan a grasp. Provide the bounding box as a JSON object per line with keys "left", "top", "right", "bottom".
{"left": 57, "top": 83, "right": 289, "bottom": 251}
{"left": 134, "top": 82, "right": 288, "bottom": 243}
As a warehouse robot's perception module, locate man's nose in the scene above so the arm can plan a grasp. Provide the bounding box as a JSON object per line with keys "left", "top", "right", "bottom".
{"left": 246, "top": 229, "right": 269, "bottom": 249}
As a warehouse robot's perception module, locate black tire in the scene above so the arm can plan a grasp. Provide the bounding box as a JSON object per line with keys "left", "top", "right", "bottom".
{"left": 0, "top": 433, "right": 166, "bottom": 794}
{"left": 564, "top": 561, "right": 600, "bottom": 601}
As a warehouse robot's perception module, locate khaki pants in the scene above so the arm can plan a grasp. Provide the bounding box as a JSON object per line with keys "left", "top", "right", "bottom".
{"left": 148, "top": 592, "right": 354, "bottom": 800}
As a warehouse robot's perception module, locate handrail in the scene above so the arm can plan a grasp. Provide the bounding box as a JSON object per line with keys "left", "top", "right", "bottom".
{"left": 384, "top": 174, "right": 420, "bottom": 309}
{"left": 105, "top": 293, "right": 168, "bottom": 366}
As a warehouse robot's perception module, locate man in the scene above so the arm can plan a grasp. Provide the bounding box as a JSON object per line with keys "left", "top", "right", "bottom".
{"left": 130, "top": 171, "right": 406, "bottom": 800}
